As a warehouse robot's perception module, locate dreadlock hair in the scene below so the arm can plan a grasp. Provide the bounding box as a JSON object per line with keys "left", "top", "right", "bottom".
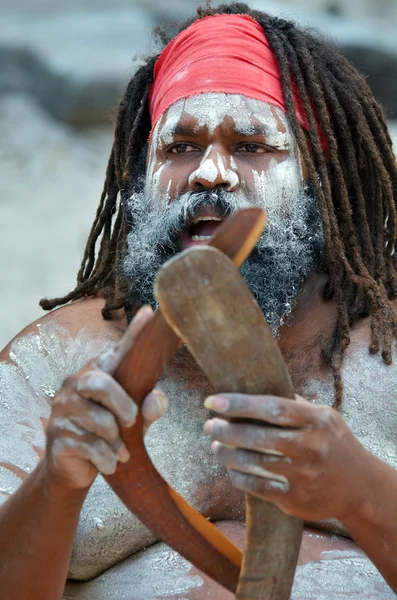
{"left": 40, "top": 1, "right": 397, "bottom": 407}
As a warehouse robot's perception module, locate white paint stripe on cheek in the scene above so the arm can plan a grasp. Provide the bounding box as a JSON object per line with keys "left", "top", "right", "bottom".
{"left": 251, "top": 153, "right": 303, "bottom": 221}
{"left": 150, "top": 164, "right": 166, "bottom": 203}
{"left": 166, "top": 179, "right": 172, "bottom": 204}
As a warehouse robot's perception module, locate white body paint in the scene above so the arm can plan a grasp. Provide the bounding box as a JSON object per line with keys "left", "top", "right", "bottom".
{"left": 0, "top": 322, "right": 396, "bottom": 597}
{"left": 216, "top": 152, "right": 239, "bottom": 190}
{"left": 292, "top": 547, "right": 396, "bottom": 598}
{"left": 145, "top": 93, "right": 302, "bottom": 210}
{"left": 0, "top": 323, "right": 112, "bottom": 506}
{"left": 154, "top": 94, "right": 292, "bottom": 144}
{"left": 188, "top": 145, "right": 218, "bottom": 184}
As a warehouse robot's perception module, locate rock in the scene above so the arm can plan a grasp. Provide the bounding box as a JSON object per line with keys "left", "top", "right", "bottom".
{"left": 0, "top": 94, "right": 114, "bottom": 347}
{"left": 0, "top": 1, "right": 396, "bottom": 121}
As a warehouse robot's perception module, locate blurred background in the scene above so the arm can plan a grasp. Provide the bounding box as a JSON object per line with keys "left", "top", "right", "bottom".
{"left": 1, "top": 0, "right": 397, "bottom": 348}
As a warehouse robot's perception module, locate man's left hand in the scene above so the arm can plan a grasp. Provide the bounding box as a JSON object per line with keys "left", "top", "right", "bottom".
{"left": 204, "top": 393, "right": 372, "bottom": 522}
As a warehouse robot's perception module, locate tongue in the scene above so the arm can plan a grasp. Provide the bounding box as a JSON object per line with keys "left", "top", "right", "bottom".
{"left": 189, "top": 221, "right": 222, "bottom": 238}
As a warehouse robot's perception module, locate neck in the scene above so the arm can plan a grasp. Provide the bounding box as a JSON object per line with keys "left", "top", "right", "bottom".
{"left": 277, "top": 272, "right": 337, "bottom": 389}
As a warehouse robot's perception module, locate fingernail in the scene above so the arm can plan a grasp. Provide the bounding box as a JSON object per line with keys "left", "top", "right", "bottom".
{"left": 203, "top": 420, "right": 214, "bottom": 434}
{"left": 204, "top": 395, "right": 229, "bottom": 412}
{"left": 118, "top": 447, "right": 130, "bottom": 463}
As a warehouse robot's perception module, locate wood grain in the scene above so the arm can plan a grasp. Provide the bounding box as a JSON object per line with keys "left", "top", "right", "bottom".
{"left": 155, "top": 246, "right": 303, "bottom": 599}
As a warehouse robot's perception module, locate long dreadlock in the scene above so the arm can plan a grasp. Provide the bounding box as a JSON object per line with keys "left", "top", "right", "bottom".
{"left": 40, "top": 2, "right": 397, "bottom": 407}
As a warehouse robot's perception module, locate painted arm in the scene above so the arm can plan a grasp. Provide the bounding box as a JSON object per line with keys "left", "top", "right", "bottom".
{"left": 0, "top": 308, "right": 165, "bottom": 600}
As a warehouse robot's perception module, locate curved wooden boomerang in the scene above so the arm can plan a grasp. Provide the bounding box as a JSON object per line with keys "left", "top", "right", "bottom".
{"left": 105, "top": 208, "right": 266, "bottom": 592}
{"left": 155, "top": 247, "right": 303, "bottom": 599}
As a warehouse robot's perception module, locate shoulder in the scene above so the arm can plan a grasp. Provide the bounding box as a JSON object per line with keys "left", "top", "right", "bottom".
{"left": 347, "top": 299, "right": 397, "bottom": 354}
{"left": 0, "top": 297, "right": 127, "bottom": 363}
{"left": 342, "top": 299, "right": 397, "bottom": 397}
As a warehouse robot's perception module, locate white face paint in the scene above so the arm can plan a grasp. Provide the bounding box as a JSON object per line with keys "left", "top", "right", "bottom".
{"left": 187, "top": 145, "right": 240, "bottom": 190}
{"left": 188, "top": 144, "right": 218, "bottom": 184}
{"left": 145, "top": 93, "right": 303, "bottom": 211}
{"left": 251, "top": 154, "right": 303, "bottom": 230}
{"left": 156, "top": 93, "right": 291, "bottom": 144}
{"left": 216, "top": 152, "right": 239, "bottom": 190}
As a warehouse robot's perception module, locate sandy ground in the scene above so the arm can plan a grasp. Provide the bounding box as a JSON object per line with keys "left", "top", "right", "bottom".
{"left": 0, "top": 94, "right": 396, "bottom": 350}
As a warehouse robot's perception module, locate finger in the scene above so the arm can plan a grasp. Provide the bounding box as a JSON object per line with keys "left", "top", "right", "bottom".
{"left": 204, "top": 418, "right": 301, "bottom": 456}
{"left": 228, "top": 469, "right": 290, "bottom": 499}
{"left": 204, "top": 393, "right": 316, "bottom": 428}
{"left": 96, "top": 305, "right": 155, "bottom": 374}
{"left": 212, "top": 441, "right": 291, "bottom": 483}
{"left": 76, "top": 370, "right": 138, "bottom": 427}
{"left": 66, "top": 397, "right": 128, "bottom": 452}
{"left": 142, "top": 389, "right": 168, "bottom": 435}
{"left": 51, "top": 429, "right": 129, "bottom": 475}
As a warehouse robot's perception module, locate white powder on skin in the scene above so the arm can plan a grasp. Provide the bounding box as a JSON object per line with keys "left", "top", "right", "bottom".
{"left": 1, "top": 320, "right": 396, "bottom": 596}
{"left": 292, "top": 549, "right": 395, "bottom": 598}
{"left": 0, "top": 323, "right": 113, "bottom": 505}
{"left": 252, "top": 155, "right": 302, "bottom": 225}
{"left": 188, "top": 145, "right": 218, "bottom": 185}
{"left": 64, "top": 543, "right": 203, "bottom": 599}
{"left": 159, "top": 94, "right": 291, "bottom": 144}
{"left": 216, "top": 152, "right": 239, "bottom": 190}
{"left": 303, "top": 345, "right": 397, "bottom": 471}
{"left": 147, "top": 93, "right": 300, "bottom": 211}
{"left": 68, "top": 346, "right": 244, "bottom": 580}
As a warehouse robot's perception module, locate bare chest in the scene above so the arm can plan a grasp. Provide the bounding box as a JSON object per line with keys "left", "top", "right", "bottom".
{"left": 303, "top": 344, "right": 397, "bottom": 471}
{"left": 69, "top": 345, "right": 397, "bottom": 580}
{"left": 69, "top": 348, "right": 244, "bottom": 580}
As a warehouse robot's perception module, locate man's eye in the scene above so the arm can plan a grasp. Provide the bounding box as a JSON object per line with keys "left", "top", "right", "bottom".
{"left": 169, "top": 144, "right": 197, "bottom": 154}
{"left": 237, "top": 143, "right": 267, "bottom": 154}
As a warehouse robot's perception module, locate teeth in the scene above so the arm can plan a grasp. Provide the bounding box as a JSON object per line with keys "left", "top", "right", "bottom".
{"left": 191, "top": 235, "right": 212, "bottom": 241}
{"left": 192, "top": 216, "right": 222, "bottom": 224}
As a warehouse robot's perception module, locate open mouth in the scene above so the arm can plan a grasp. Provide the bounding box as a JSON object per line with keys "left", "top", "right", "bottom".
{"left": 180, "top": 215, "right": 224, "bottom": 250}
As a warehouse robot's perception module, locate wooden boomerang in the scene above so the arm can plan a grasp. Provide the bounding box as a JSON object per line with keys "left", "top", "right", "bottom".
{"left": 155, "top": 247, "right": 303, "bottom": 600}
{"left": 105, "top": 208, "right": 265, "bottom": 592}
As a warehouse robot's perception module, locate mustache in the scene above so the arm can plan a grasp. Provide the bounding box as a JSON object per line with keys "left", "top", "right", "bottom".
{"left": 163, "top": 189, "right": 249, "bottom": 233}
{"left": 126, "top": 187, "right": 250, "bottom": 253}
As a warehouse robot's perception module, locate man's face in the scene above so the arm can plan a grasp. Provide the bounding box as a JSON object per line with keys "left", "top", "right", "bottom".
{"left": 123, "top": 93, "right": 324, "bottom": 335}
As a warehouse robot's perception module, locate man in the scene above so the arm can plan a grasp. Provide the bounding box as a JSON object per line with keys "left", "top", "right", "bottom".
{"left": 0, "top": 2, "right": 397, "bottom": 598}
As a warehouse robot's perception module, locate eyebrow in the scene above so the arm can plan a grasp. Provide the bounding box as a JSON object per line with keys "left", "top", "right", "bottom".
{"left": 232, "top": 124, "right": 269, "bottom": 137}
{"left": 171, "top": 124, "right": 199, "bottom": 137}
{"left": 161, "top": 121, "right": 286, "bottom": 144}
{"left": 169, "top": 123, "right": 272, "bottom": 138}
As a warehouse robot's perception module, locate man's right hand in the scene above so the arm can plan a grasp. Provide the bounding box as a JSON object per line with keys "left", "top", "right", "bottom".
{"left": 43, "top": 306, "right": 167, "bottom": 490}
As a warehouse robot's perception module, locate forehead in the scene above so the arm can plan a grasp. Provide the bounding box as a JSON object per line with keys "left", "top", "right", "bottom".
{"left": 152, "top": 93, "right": 291, "bottom": 146}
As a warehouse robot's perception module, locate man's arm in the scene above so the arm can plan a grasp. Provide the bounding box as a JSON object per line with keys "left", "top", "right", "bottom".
{"left": 0, "top": 306, "right": 166, "bottom": 600}
{"left": 204, "top": 392, "right": 397, "bottom": 593}
{"left": 0, "top": 463, "right": 88, "bottom": 600}
{"left": 341, "top": 455, "right": 397, "bottom": 592}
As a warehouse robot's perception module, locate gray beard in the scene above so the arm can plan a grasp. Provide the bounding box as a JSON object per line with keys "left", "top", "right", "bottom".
{"left": 122, "top": 186, "right": 324, "bottom": 337}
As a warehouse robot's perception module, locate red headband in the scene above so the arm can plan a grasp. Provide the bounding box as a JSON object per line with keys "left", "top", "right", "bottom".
{"left": 149, "top": 14, "right": 312, "bottom": 136}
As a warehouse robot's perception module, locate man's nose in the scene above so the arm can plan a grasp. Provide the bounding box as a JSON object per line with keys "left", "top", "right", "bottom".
{"left": 188, "top": 149, "right": 239, "bottom": 192}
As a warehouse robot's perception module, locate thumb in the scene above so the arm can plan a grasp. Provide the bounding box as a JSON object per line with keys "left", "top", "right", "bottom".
{"left": 95, "top": 305, "right": 154, "bottom": 374}
{"left": 142, "top": 389, "right": 168, "bottom": 435}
